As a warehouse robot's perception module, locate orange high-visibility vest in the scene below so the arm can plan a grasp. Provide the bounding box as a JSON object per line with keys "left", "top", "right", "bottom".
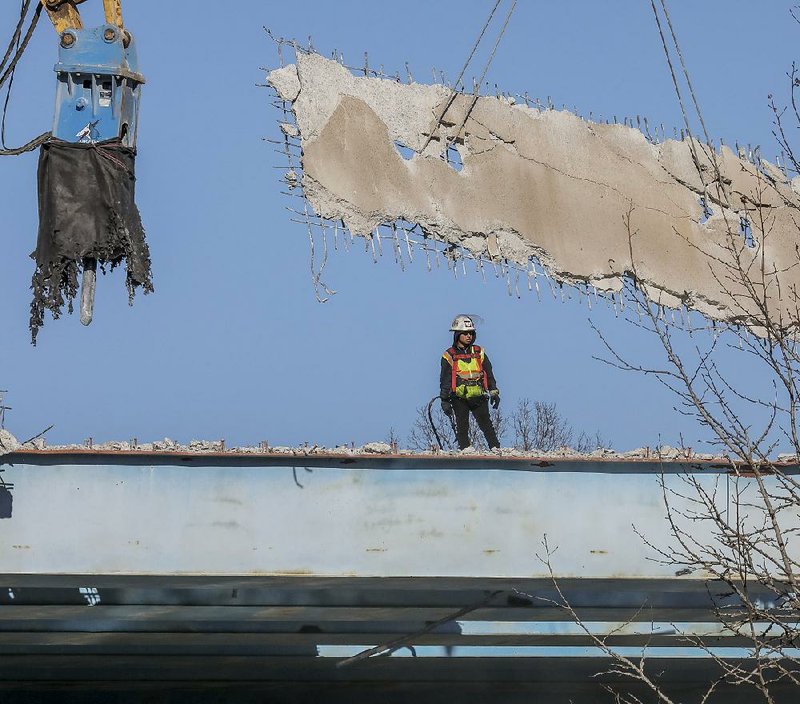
{"left": 443, "top": 345, "right": 488, "bottom": 397}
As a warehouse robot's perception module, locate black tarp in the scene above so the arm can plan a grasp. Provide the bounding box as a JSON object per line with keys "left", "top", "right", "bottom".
{"left": 31, "top": 138, "right": 153, "bottom": 343}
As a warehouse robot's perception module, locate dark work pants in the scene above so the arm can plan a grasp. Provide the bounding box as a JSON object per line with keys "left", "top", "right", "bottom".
{"left": 452, "top": 396, "right": 500, "bottom": 450}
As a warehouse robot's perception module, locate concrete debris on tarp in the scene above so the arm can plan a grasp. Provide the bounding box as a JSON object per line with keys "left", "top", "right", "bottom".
{"left": 267, "top": 52, "right": 800, "bottom": 331}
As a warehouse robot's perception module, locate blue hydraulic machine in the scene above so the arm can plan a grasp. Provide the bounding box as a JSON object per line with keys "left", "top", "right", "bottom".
{"left": 44, "top": 0, "right": 144, "bottom": 146}
{"left": 51, "top": 22, "right": 144, "bottom": 146}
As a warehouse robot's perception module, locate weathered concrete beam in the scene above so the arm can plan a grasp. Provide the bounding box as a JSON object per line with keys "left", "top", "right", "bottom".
{"left": 3, "top": 452, "right": 798, "bottom": 578}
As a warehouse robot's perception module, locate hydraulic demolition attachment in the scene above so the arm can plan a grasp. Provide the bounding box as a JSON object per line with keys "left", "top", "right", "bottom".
{"left": 46, "top": 0, "right": 143, "bottom": 150}
{"left": 30, "top": 1, "right": 152, "bottom": 343}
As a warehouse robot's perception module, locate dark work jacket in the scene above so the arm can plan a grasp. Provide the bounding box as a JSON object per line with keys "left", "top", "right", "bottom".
{"left": 440, "top": 344, "right": 498, "bottom": 399}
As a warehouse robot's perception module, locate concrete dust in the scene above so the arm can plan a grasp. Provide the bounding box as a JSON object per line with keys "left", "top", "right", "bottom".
{"left": 268, "top": 53, "right": 800, "bottom": 330}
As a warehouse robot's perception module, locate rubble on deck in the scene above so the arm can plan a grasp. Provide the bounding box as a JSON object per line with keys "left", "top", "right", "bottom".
{"left": 0, "top": 429, "right": 784, "bottom": 462}
{"left": 0, "top": 430, "right": 21, "bottom": 455}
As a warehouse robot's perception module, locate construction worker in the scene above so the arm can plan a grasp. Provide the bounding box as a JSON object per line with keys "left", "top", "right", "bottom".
{"left": 440, "top": 315, "right": 501, "bottom": 451}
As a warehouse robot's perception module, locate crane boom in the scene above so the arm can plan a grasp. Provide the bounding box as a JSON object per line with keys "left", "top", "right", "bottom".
{"left": 102, "top": 0, "right": 123, "bottom": 28}
{"left": 40, "top": 1, "right": 83, "bottom": 33}
{"left": 42, "top": 1, "right": 124, "bottom": 32}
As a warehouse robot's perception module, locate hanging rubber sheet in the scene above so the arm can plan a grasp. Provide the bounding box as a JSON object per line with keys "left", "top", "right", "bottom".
{"left": 30, "top": 138, "right": 153, "bottom": 343}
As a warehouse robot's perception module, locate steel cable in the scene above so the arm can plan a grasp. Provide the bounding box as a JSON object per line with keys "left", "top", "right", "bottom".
{"left": 0, "top": 1, "right": 50, "bottom": 156}
{"left": 648, "top": 0, "right": 709, "bottom": 191}
{"left": 657, "top": 0, "right": 715, "bottom": 153}
{"left": 0, "top": 2, "right": 42, "bottom": 90}
{"left": 0, "top": 129, "right": 51, "bottom": 155}
{"left": 419, "top": 0, "right": 503, "bottom": 154}
{"left": 451, "top": 0, "right": 518, "bottom": 147}
{"left": 656, "top": 0, "right": 726, "bottom": 198}
{"left": 0, "top": 0, "right": 31, "bottom": 77}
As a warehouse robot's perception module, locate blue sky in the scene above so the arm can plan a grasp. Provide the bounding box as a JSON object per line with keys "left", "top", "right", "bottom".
{"left": 0, "top": 1, "right": 797, "bottom": 450}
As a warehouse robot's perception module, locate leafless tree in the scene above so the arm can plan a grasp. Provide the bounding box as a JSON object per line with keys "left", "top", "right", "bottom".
{"left": 511, "top": 398, "right": 606, "bottom": 452}
{"left": 406, "top": 398, "right": 505, "bottom": 451}
{"left": 511, "top": 397, "right": 537, "bottom": 451}
{"left": 384, "top": 426, "right": 401, "bottom": 453}
{"left": 532, "top": 6, "right": 800, "bottom": 701}
{"left": 575, "top": 214, "right": 800, "bottom": 700}
{"left": 407, "top": 402, "right": 457, "bottom": 451}
{"left": 407, "top": 396, "right": 605, "bottom": 453}
{"left": 540, "top": 67, "right": 800, "bottom": 704}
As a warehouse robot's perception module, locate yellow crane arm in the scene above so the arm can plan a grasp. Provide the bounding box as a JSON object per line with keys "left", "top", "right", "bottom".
{"left": 102, "top": 0, "right": 123, "bottom": 28}
{"left": 40, "top": 1, "right": 83, "bottom": 33}
{"left": 41, "top": 1, "right": 124, "bottom": 34}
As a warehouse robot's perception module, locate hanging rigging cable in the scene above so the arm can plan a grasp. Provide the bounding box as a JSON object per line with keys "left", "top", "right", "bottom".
{"left": 420, "top": 0, "right": 505, "bottom": 154}
{"left": 0, "top": 1, "right": 51, "bottom": 156}
{"left": 451, "top": 0, "right": 517, "bottom": 147}
{"left": 657, "top": 0, "right": 716, "bottom": 155}
{"left": 648, "top": 0, "right": 723, "bottom": 195}
{"left": 0, "top": 1, "right": 27, "bottom": 150}
{"left": 0, "top": 0, "right": 31, "bottom": 76}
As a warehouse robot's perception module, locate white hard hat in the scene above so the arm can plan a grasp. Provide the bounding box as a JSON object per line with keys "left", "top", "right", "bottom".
{"left": 450, "top": 315, "right": 476, "bottom": 332}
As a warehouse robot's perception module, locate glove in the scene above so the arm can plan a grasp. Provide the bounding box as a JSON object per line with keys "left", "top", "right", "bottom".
{"left": 489, "top": 389, "right": 500, "bottom": 409}
{"left": 440, "top": 398, "right": 453, "bottom": 416}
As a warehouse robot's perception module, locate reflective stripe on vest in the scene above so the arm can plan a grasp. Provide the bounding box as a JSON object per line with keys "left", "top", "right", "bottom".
{"left": 445, "top": 345, "right": 488, "bottom": 393}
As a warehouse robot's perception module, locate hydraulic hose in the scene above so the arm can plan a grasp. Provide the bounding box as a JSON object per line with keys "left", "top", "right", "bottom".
{"left": 426, "top": 395, "right": 457, "bottom": 451}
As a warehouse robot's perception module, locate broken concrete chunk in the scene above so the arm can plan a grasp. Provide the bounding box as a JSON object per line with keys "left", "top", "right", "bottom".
{"left": 0, "top": 430, "right": 20, "bottom": 455}
{"left": 93, "top": 441, "right": 131, "bottom": 451}
{"left": 267, "top": 64, "right": 301, "bottom": 102}
{"left": 152, "top": 438, "right": 179, "bottom": 451}
{"left": 268, "top": 52, "right": 800, "bottom": 330}
{"left": 360, "top": 442, "right": 392, "bottom": 454}
{"left": 654, "top": 445, "right": 684, "bottom": 460}
{"left": 188, "top": 440, "right": 223, "bottom": 452}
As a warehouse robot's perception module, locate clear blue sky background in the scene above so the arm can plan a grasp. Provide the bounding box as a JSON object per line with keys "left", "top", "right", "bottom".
{"left": 0, "top": 1, "right": 796, "bottom": 450}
